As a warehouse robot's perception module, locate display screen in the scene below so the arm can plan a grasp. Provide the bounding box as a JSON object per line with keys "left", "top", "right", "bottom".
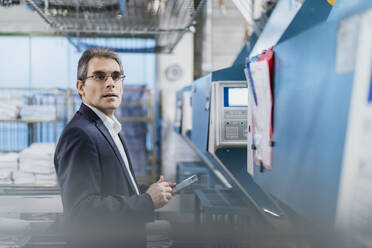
{"left": 224, "top": 87, "right": 248, "bottom": 107}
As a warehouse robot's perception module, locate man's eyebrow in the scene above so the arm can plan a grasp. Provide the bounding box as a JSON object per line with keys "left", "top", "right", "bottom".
{"left": 91, "top": 70, "right": 121, "bottom": 74}
{"left": 91, "top": 70, "right": 106, "bottom": 74}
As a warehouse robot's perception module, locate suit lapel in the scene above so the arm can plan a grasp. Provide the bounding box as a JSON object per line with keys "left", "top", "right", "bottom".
{"left": 95, "top": 119, "right": 137, "bottom": 194}
{"left": 118, "top": 132, "right": 139, "bottom": 186}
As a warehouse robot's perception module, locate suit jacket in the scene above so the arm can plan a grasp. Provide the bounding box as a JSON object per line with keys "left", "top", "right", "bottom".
{"left": 54, "top": 103, "right": 154, "bottom": 247}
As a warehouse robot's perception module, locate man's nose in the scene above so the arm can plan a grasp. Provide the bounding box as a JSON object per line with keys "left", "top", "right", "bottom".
{"left": 105, "top": 76, "right": 115, "bottom": 88}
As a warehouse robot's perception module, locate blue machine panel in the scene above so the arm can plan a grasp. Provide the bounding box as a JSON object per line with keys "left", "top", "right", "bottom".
{"left": 279, "top": 0, "right": 332, "bottom": 43}
{"left": 211, "top": 65, "right": 247, "bottom": 82}
{"left": 191, "top": 74, "right": 212, "bottom": 151}
{"left": 369, "top": 72, "right": 372, "bottom": 103}
{"left": 327, "top": 0, "right": 372, "bottom": 22}
{"left": 253, "top": 18, "right": 355, "bottom": 228}
{"left": 215, "top": 148, "right": 280, "bottom": 214}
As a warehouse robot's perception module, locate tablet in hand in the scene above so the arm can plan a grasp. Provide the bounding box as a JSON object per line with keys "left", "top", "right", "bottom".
{"left": 173, "top": 175, "right": 198, "bottom": 194}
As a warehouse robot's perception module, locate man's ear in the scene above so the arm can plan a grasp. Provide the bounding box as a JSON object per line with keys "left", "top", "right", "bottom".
{"left": 76, "top": 80, "right": 84, "bottom": 97}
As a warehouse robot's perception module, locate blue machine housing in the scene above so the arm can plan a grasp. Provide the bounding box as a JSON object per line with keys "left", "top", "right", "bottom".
{"left": 278, "top": 0, "right": 332, "bottom": 43}
{"left": 254, "top": 19, "right": 351, "bottom": 229}
{"left": 327, "top": 0, "right": 372, "bottom": 21}
{"left": 189, "top": 0, "right": 372, "bottom": 235}
{"left": 252, "top": 1, "right": 372, "bottom": 230}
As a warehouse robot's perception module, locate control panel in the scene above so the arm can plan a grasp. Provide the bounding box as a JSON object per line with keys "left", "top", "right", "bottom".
{"left": 223, "top": 109, "right": 248, "bottom": 141}
{"left": 209, "top": 81, "right": 248, "bottom": 151}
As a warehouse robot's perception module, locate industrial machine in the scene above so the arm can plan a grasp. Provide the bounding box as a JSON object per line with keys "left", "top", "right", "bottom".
{"left": 175, "top": 65, "right": 295, "bottom": 247}
{"left": 176, "top": 1, "right": 372, "bottom": 247}
{"left": 250, "top": 1, "right": 372, "bottom": 247}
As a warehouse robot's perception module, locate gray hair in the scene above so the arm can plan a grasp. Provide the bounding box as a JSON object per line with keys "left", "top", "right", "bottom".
{"left": 77, "top": 48, "right": 123, "bottom": 82}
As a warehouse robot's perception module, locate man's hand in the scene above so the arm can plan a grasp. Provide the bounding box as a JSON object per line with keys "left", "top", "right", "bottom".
{"left": 146, "top": 176, "right": 176, "bottom": 209}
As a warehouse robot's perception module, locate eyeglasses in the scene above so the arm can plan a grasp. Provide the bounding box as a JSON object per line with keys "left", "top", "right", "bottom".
{"left": 86, "top": 71, "right": 126, "bottom": 83}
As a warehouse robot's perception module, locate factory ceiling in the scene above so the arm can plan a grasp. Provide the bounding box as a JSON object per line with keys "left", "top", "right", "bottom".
{"left": 0, "top": 0, "right": 206, "bottom": 53}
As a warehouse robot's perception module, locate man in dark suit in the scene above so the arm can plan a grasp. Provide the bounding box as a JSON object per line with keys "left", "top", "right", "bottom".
{"left": 54, "top": 48, "right": 175, "bottom": 247}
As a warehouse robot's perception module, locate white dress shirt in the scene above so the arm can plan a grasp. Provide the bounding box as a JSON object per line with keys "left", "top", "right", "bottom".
{"left": 85, "top": 103, "right": 140, "bottom": 195}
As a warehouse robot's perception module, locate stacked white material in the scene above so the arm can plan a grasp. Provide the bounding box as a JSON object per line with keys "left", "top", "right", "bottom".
{"left": 0, "top": 101, "right": 23, "bottom": 120}
{"left": 20, "top": 105, "right": 56, "bottom": 121}
{"left": 35, "top": 173, "right": 57, "bottom": 185}
{"left": 0, "top": 153, "right": 18, "bottom": 184}
{"left": 12, "top": 171, "right": 35, "bottom": 185}
{"left": 0, "top": 171, "right": 12, "bottom": 184}
{"left": 18, "top": 143, "right": 57, "bottom": 185}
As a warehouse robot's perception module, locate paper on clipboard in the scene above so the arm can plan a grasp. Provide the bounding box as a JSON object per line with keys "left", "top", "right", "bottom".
{"left": 246, "top": 60, "right": 273, "bottom": 171}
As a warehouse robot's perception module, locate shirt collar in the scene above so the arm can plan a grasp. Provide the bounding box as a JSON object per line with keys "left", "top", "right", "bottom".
{"left": 84, "top": 103, "right": 122, "bottom": 135}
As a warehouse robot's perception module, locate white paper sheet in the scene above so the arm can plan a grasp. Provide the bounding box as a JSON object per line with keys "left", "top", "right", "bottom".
{"left": 336, "top": 14, "right": 361, "bottom": 74}
{"left": 246, "top": 60, "right": 273, "bottom": 171}
{"left": 336, "top": 9, "right": 372, "bottom": 247}
{"left": 245, "top": 68, "right": 254, "bottom": 176}
{"left": 181, "top": 91, "right": 192, "bottom": 135}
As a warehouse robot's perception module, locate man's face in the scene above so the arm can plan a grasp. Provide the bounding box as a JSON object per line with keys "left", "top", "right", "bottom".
{"left": 77, "top": 57, "right": 123, "bottom": 117}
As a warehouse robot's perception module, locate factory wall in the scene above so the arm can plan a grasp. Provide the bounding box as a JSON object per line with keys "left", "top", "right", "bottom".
{"left": 0, "top": 36, "right": 156, "bottom": 89}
